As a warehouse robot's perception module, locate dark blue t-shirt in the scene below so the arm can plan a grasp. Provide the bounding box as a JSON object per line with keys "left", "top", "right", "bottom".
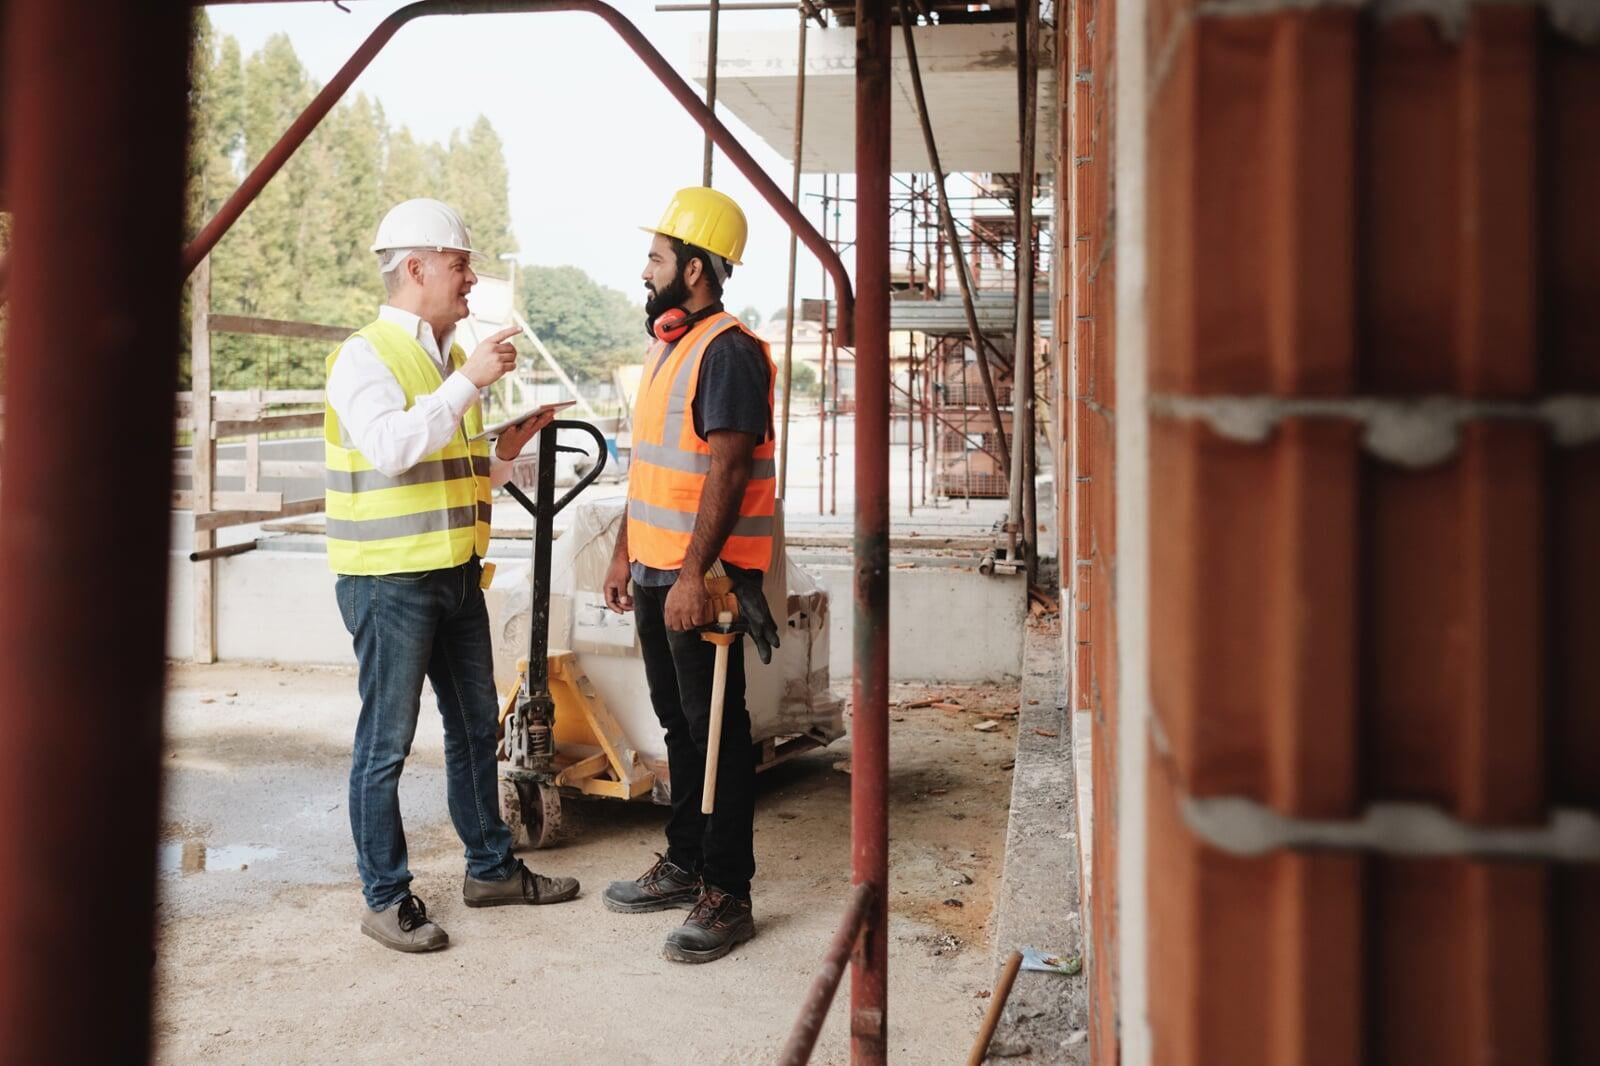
{"left": 631, "top": 325, "right": 772, "bottom": 588}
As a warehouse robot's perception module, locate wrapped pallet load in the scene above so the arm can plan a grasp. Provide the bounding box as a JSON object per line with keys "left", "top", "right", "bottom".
{"left": 485, "top": 499, "right": 844, "bottom": 797}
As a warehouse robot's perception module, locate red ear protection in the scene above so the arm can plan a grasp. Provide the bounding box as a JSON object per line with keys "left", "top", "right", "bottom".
{"left": 652, "top": 306, "right": 691, "bottom": 343}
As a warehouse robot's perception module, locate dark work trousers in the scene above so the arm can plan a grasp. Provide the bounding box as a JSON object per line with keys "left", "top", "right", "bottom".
{"left": 631, "top": 582, "right": 757, "bottom": 900}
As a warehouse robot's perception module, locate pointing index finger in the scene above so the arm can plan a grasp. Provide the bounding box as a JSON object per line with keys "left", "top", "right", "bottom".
{"left": 488, "top": 325, "right": 523, "bottom": 344}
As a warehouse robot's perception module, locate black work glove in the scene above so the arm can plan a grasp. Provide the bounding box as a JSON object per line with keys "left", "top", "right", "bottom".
{"left": 732, "top": 570, "right": 781, "bottom": 666}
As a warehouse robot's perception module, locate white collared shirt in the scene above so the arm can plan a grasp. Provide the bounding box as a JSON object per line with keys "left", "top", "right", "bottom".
{"left": 326, "top": 304, "right": 513, "bottom": 486}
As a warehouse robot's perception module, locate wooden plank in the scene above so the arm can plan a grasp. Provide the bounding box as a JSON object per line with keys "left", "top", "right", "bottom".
{"left": 175, "top": 398, "right": 265, "bottom": 421}
{"left": 190, "top": 258, "right": 216, "bottom": 665}
{"left": 550, "top": 655, "right": 641, "bottom": 787}
{"left": 175, "top": 490, "right": 286, "bottom": 512}
{"left": 571, "top": 778, "right": 633, "bottom": 800}
{"left": 554, "top": 752, "right": 610, "bottom": 786}
{"left": 212, "top": 412, "right": 324, "bottom": 437}
{"left": 785, "top": 533, "right": 995, "bottom": 552}
{"left": 244, "top": 388, "right": 262, "bottom": 492}
{"left": 177, "top": 458, "right": 322, "bottom": 480}
{"left": 193, "top": 496, "right": 324, "bottom": 531}
{"left": 207, "top": 313, "right": 352, "bottom": 344}
{"left": 212, "top": 490, "right": 282, "bottom": 511}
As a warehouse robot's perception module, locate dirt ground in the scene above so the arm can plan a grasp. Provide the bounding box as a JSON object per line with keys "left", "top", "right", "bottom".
{"left": 154, "top": 662, "right": 1024, "bottom": 1064}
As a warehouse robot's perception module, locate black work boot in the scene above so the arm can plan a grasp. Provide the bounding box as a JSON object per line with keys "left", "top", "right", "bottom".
{"left": 602, "top": 854, "right": 702, "bottom": 914}
{"left": 663, "top": 886, "right": 755, "bottom": 963}
{"left": 462, "top": 858, "right": 580, "bottom": 907}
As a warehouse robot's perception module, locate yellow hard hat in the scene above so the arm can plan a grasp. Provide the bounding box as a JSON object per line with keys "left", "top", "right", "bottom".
{"left": 642, "top": 186, "right": 748, "bottom": 265}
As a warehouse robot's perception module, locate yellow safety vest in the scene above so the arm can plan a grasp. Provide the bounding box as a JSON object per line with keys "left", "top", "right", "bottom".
{"left": 323, "top": 321, "right": 491, "bottom": 575}
{"left": 626, "top": 311, "right": 776, "bottom": 571}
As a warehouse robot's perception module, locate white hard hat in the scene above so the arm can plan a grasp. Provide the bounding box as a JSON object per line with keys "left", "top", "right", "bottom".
{"left": 371, "top": 198, "right": 481, "bottom": 271}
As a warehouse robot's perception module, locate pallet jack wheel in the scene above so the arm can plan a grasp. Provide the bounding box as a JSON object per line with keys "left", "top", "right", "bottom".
{"left": 500, "top": 776, "right": 563, "bottom": 849}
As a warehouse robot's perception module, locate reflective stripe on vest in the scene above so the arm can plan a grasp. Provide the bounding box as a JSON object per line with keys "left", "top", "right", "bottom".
{"left": 323, "top": 320, "right": 492, "bottom": 575}
{"left": 625, "top": 311, "right": 777, "bottom": 572}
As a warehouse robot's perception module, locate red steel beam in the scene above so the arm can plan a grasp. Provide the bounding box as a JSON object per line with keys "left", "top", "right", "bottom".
{"left": 777, "top": 883, "right": 874, "bottom": 1064}
{"left": 850, "top": 0, "right": 891, "bottom": 1061}
{"left": 0, "top": 0, "right": 192, "bottom": 1061}
{"left": 179, "top": 0, "right": 853, "bottom": 344}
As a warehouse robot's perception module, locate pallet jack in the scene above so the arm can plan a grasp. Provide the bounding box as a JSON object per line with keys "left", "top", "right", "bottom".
{"left": 495, "top": 419, "right": 824, "bottom": 848}
{"left": 496, "top": 418, "right": 657, "bottom": 848}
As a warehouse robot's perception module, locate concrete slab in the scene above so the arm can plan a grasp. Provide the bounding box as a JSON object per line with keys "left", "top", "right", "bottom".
{"left": 985, "top": 616, "right": 1089, "bottom": 1062}
{"left": 802, "top": 553, "right": 1026, "bottom": 683}
{"left": 685, "top": 24, "right": 1057, "bottom": 175}
{"left": 154, "top": 664, "right": 1024, "bottom": 1062}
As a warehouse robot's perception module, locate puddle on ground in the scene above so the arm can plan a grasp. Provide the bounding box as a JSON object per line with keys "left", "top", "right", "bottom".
{"left": 159, "top": 840, "right": 278, "bottom": 875}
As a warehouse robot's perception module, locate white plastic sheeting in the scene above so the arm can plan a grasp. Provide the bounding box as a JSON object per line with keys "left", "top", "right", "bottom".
{"left": 486, "top": 499, "right": 845, "bottom": 761}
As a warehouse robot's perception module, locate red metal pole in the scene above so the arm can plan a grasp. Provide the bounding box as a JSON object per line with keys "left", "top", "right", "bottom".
{"left": 850, "top": 0, "right": 890, "bottom": 1060}
{"left": 777, "top": 883, "right": 874, "bottom": 1065}
{"left": 177, "top": 0, "right": 853, "bottom": 343}
{"left": 0, "top": 1, "right": 191, "bottom": 1060}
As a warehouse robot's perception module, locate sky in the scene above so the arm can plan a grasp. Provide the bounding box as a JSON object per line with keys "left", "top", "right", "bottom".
{"left": 209, "top": 0, "right": 848, "bottom": 320}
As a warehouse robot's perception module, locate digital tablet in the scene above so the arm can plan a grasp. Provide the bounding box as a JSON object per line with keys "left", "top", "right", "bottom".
{"left": 470, "top": 400, "right": 577, "bottom": 441}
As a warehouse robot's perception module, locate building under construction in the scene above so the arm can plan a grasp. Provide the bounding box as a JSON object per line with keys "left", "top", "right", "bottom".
{"left": 2, "top": 0, "right": 1597, "bottom": 1064}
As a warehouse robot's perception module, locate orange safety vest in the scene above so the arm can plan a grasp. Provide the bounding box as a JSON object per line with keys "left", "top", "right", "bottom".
{"left": 627, "top": 311, "right": 777, "bottom": 572}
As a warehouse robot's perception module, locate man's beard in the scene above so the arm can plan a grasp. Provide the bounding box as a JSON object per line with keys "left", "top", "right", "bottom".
{"left": 644, "top": 272, "right": 692, "bottom": 336}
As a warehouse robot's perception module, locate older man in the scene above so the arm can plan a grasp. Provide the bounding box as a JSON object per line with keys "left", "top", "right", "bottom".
{"left": 325, "top": 197, "right": 578, "bottom": 954}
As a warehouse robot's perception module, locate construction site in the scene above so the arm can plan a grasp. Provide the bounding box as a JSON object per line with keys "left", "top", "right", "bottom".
{"left": 2, "top": 0, "right": 1597, "bottom": 1063}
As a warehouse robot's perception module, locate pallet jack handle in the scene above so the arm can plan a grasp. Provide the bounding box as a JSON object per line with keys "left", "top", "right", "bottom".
{"left": 501, "top": 419, "right": 609, "bottom": 768}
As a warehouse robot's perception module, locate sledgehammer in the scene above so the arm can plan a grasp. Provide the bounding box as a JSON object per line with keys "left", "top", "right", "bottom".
{"left": 700, "top": 563, "right": 740, "bottom": 815}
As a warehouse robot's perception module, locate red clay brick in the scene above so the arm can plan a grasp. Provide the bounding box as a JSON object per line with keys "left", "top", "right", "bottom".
{"left": 1148, "top": 24, "right": 1199, "bottom": 394}
{"left": 1150, "top": 13, "right": 1357, "bottom": 396}
{"left": 1464, "top": 862, "right": 1551, "bottom": 1064}
{"left": 1363, "top": 455, "right": 1468, "bottom": 809}
{"left": 1265, "top": 420, "right": 1360, "bottom": 816}
{"left": 1370, "top": 860, "right": 1550, "bottom": 1066}
{"left": 1456, "top": 8, "right": 1538, "bottom": 397}
{"left": 1458, "top": 422, "right": 1545, "bottom": 822}
{"left": 1551, "top": 446, "right": 1600, "bottom": 807}
{"left": 1360, "top": 17, "right": 1463, "bottom": 393}
{"left": 1543, "top": 31, "right": 1600, "bottom": 391}
{"left": 1555, "top": 865, "right": 1600, "bottom": 1065}
{"left": 1262, "top": 12, "right": 1357, "bottom": 395}
{"left": 1151, "top": 417, "right": 1358, "bottom": 812}
{"left": 1147, "top": 748, "right": 1362, "bottom": 1066}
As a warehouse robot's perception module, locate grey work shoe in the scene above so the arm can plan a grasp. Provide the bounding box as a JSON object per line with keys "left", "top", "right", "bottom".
{"left": 663, "top": 886, "right": 756, "bottom": 964}
{"left": 360, "top": 893, "right": 449, "bottom": 954}
{"left": 462, "top": 858, "right": 580, "bottom": 908}
{"left": 602, "top": 854, "right": 702, "bottom": 914}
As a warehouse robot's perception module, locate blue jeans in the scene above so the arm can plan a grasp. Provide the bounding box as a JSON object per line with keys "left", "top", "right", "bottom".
{"left": 335, "top": 559, "right": 517, "bottom": 910}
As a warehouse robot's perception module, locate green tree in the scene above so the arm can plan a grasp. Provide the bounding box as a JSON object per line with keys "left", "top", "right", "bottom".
{"left": 738, "top": 305, "right": 762, "bottom": 329}
{"left": 383, "top": 126, "right": 448, "bottom": 204}
{"left": 181, "top": 26, "right": 521, "bottom": 391}
{"left": 790, "top": 360, "right": 818, "bottom": 395}
{"left": 518, "top": 264, "right": 644, "bottom": 382}
{"left": 445, "top": 116, "right": 514, "bottom": 260}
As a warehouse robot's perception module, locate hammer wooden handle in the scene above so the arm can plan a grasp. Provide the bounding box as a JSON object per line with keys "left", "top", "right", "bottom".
{"left": 700, "top": 616, "right": 737, "bottom": 815}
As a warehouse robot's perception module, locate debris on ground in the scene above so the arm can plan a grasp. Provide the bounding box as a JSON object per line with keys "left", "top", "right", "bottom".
{"left": 974, "top": 721, "right": 1000, "bottom": 732}
{"left": 916, "top": 931, "right": 966, "bottom": 957}
{"left": 1034, "top": 728, "right": 1058, "bottom": 738}
{"left": 1021, "top": 947, "right": 1083, "bottom": 975}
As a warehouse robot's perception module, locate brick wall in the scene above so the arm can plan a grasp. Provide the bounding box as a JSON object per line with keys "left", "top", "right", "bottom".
{"left": 1141, "top": 5, "right": 1600, "bottom": 1065}
{"left": 1059, "top": 1, "right": 1600, "bottom": 1062}
{"left": 1061, "top": 0, "right": 1121, "bottom": 1060}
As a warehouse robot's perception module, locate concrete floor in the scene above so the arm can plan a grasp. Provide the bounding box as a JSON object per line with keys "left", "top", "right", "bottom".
{"left": 154, "top": 662, "right": 1026, "bottom": 1063}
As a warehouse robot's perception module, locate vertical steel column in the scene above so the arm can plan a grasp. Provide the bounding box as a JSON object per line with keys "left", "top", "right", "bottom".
{"left": 1008, "top": 0, "right": 1039, "bottom": 580}
{"left": 776, "top": 7, "right": 809, "bottom": 499}
{"left": 0, "top": 1, "right": 191, "bottom": 1060}
{"left": 701, "top": 0, "right": 720, "bottom": 184}
{"left": 850, "top": 0, "right": 890, "bottom": 1060}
